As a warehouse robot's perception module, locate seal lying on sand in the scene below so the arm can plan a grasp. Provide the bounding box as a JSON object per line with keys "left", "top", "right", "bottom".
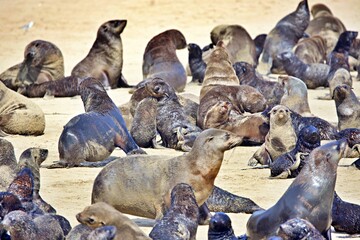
{"left": 71, "top": 20, "right": 130, "bottom": 89}
{"left": 332, "top": 192, "right": 360, "bottom": 234}
{"left": 274, "top": 218, "right": 326, "bottom": 240}
{"left": 149, "top": 183, "right": 199, "bottom": 240}
{"left": 293, "top": 36, "right": 327, "bottom": 64}
{"left": 49, "top": 77, "right": 145, "bottom": 168}
{"left": 92, "top": 129, "right": 243, "bottom": 220}
{"left": 208, "top": 212, "right": 238, "bottom": 240}
{"left": 0, "top": 40, "right": 64, "bottom": 91}
{"left": 246, "top": 139, "right": 347, "bottom": 239}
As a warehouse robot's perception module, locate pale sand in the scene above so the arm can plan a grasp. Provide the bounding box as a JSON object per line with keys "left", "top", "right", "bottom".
{"left": 0, "top": 0, "right": 360, "bottom": 239}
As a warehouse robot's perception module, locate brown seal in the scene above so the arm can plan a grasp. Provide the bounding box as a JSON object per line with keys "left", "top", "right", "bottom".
{"left": 246, "top": 139, "right": 347, "bottom": 239}
{"left": 0, "top": 138, "right": 17, "bottom": 191}
{"left": 293, "top": 35, "right": 327, "bottom": 64}
{"left": 76, "top": 202, "right": 150, "bottom": 240}
{"left": 278, "top": 75, "right": 311, "bottom": 116}
{"left": 210, "top": 24, "right": 257, "bottom": 66}
{"left": 0, "top": 40, "right": 64, "bottom": 91}
{"left": 207, "top": 212, "right": 238, "bottom": 240}
{"left": 0, "top": 81, "right": 45, "bottom": 136}
{"left": 88, "top": 226, "right": 117, "bottom": 240}
{"left": 253, "top": 34, "right": 267, "bottom": 63}
{"left": 248, "top": 105, "right": 297, "bottom": 166}
{"left": 91, "top": 129, "right": 243, "bottom": 220}
{"left": 257, "top": 0, "right": 310, "bottom": 74}
{"left": 48, "top": 77, "right": 145, "bottom": 168}
{"left": 333, "top": 84, "right": 360, "bottom": 131}
{"left": 71, "top": 20, "right": 130, "bottom": 89}
{"left": 275, "top": 218, "right": 326, "bottom": 240}
{"left": 149, "top": 183, "right": 199, "bottom": 240}
{"left": 142, "top": 29, "right": 187, "bottom": 92}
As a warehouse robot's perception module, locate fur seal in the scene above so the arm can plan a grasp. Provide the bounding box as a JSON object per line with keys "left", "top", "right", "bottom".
{"left": 88, "top": 226, "right": 117, "bottom": 240}
{"left": 0, "top": 81, "right": 45, "bottom": 135}
{"left": 233, "top": 61, "right": 284, "bottom": 107}
{"left": 248, "top": 105, "right": 297, "bottom": 166}
{"left": 91, "top": 129, "right": 243, "bottom": 220}
{"left": 0, "top": 192, "right": 24, "bottom": 219}
{"left": 0, "top": 138, "right": 17, "bottom": 191}
{"left": 335, "top": 128, "right": 360, "bottom": 158}
{"left": 210, "top": 24, "right": 257, "bottom": 66}
{"left": 253, "top": 34, "right": 267, "bottom": 63}
{"left": 208, "top": 212, "right": 238, "bottom": 240}
{"left": 246, "top": 139, "right": 347, "bottom": 239}
{"left": 76, "top": 202, "right": 150, "bottom": 240}
{"left": 333, "top": 84, "right": 360, "bottom": 130}
{"left": 188, "top": 43, "right": 206, "bottom": 83}
{"left": 258, "top": 0, "right": 310, "bottom": 74}
{"left": 0, "top": 40, "right": 64, "bottom": 91}
{"left": 49, "top": 77, "right": 145, "bottom": 168}
{"left": 65, "top": 224, "right": 93, "bottom": 240}
{"left": 142, "top": 29, "right": 187, "bottom": 92}
{"left": 293, "top": 36, "right": 327, "bottom": 64}
{"left": 275, "top": 218, "right": 326, "bottom": 240}
{"left": 332, "top": 191, "right": 360, "bottom": 234}
{"left": 278, "top": 75, "right": 311, "bottom": 116}
{"left": 71, "top": 20, "right": 130, "bottom": 89}
{"left": 149, "top": 183, "right": 199, "bottom": 240}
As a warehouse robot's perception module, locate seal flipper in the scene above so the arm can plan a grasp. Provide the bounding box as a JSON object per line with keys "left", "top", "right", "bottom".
{"left": 78, "top": 156, "right": 118, "bottom": 167}
{"left": 198, "top": 203, "right": 211, "bottom": 225}
{"left": 117, "top": 73, "right": 133, "bottom": 88}
{"left": 248, "top": 145, "right": 272, "bottom": 166}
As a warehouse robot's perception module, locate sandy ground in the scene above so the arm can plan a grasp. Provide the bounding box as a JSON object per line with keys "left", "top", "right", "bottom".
{"left": 1, "top": 0, "right": 360, "bottom": 239}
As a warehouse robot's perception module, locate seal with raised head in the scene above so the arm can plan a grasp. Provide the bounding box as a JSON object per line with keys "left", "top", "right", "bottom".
{"left": 208, "top": 212, "right": 238, "bottom": 240}
{"left": 0, "top": 81, "right": 45, "bottom": 136}
{"left": 91, "top": 129, "right": 243, "bottom": 220}
{"left": 149, "top": 183, "right": 199, "bottom": 240}
{"left": 76, "top": 202, "right": 150, "bottom": 240}
{"left": 188, "top": 43, "right": 207, "bottom": 83}
{"left": 275, "top": 218, "right": 326, "bottom": 240}
{"left": 210, "top": 24, "right": 257, "bottom": 66}
{"left": 142, "top": 29, "right": 187, "bottom": 92}
{"left": 49, "top": 77, "right": 145, "bottom": 168}
{"left": 293, "top": 35, "right": 327, "bottom": 64}
{"left": 257, "top": 0, "right": 310, "bottom": 74}
{"left": 0, "top": 39, "right": 64, "bottom": 91}
{"left": 246, "top": 139, "right": 347, "bottom": 239}
{"left": 71, "top": 20, "right": 130, "bottom": 89}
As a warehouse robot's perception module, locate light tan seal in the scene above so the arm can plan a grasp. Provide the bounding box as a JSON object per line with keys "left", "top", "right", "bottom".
{"left": 0, "top": 138, "right": 17, "bottom": 191}
{"left": 71, "top": 20, "right": 130, "bottom": 89}
{"left": 0, "top": 81, "right": 45, "bottom": 135}
{"left": 76, "top": 202, "right": 150, "bottom": 240}
{"left": 91, "top": 129, "right": 243, "bottom": 220}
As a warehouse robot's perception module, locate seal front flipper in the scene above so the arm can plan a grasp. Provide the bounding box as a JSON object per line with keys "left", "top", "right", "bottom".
{"left": 248, "top": 145, "right": 271, "bottom": 166}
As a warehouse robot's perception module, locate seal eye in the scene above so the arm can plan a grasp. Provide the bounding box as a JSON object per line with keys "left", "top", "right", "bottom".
{"left": 242, "top": 67, "right": 247, "bottom": 73}
{"left": 154, "top": 86, "right": 161, "bottom": 93}
{"left": 87, "top": 218, "right": 95, "bottom": 225}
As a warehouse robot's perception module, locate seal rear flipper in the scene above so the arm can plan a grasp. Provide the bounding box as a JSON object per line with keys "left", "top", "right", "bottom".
{"left": 78, "top": 156, "right": 118, "bottom": 167}
{"left": 117, "top": 73, "right": 133, "bottom": 88}
{"left": 45, "top": 160, "right": 75, "bottom": 169}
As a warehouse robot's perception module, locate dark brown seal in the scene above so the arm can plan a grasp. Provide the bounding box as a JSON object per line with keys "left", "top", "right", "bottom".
{"left": 149, "top": 183, "right": 199, "bottom": 240}
{"left": 258, "top": 0, "right": 310, "bottom": 74}
{"left": 188, "top": 43, "right": 207, "bottom": 83}
{"left": 293, "top": 36, "right": 327, "bottom": 64}
{"left": 210, "top": 24, "right": 257, "bottom": 66}
{"left": 91, "top": 129, "right": 243, "bottom": 220}
{"left": 0, "top": 40, "right": 64, "bottom": 91}
{"left": 0, "top": 81, "right": 45, "bottom": 136}
{"left": 333, "top": 84, "right": 360, "bottom": 130}
{"left": 253, "top": 34, "right": 267, "bottom": 63}
{"left": 208, "top": 212, "right": 238, "bottom": 240}
{"left": 142, "top": 29, "right": 187, "bottom": 92}
{"left": 246, "top": 139, "right": 347, "bottom": 239}
{"left": 275, "top": 218, "right": 326, "bottom": 240}
{"left": 49, "top": 77, "right": 145, "bottom": 168}
{"left": 71, "top": 20, "right": 130, "bottom": 89}
{"left": 76, "top": 202, "right": 150, "bottom": 240}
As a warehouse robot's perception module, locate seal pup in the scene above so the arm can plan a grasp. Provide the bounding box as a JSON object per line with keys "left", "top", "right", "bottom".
{"left": 71, "top": 20, "right": 130, "bottom": 89}
{"left": 208, "top": 212, "right": 238, "bottom": 240}
{"left": 332, "top": 192, "right": 360, "bottom": 234}
{"left": 65, "top": 224, "right": 93, "bottom": 240}
{"left": 275, "top": 218, "right": 326, "bottom": 240}
{"left": 142, "top": 29, "right": 187, "bottom": 92}
{"left": 258, "top": 0, "right": 310, "bottom": 74}
{"left": 248, "top": 105, "right": 297, "bottom": 166}
{"left": 246, "top": 139, "right": 347, "bottom": 239}
{"left": 210, "top": 24, "right": 257, "bottom": 66}
{"left": 76, "top": 202, "right": 150, "bottom": 240}
{"left": 188, "top": 43, "right": 206, "bottom": 83}
{"left": 293, "top": 36, "right": 327, "bottom": 64}
{"left": 49, "top": 77, "right": 145, "bottom": 168}
{"left": 88, "top": 226, "right": 117, "bottom": 240}
{"left": 0, "top": 81, "right": 45, "bottom": 135}
{"left": 0, "top": 40, "right": 64, "bottom": 91}
{"left": 91, "top": 129, "right": 243, "bottom": 220}
{"left": 333, "top": 84, "right": 360, "bottom": 130}
{"left": 149, "top": 183, "right": 199, "bottom": 240}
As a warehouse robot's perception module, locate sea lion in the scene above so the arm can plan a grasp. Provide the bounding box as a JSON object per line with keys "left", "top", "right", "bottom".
{"left": 210, "top": 24, "right": 257, "bottom": 66}
{"left": 91, "top": 129, "right": 243, "bottom": 220}
{"left": 293, "top": 36, "right": 327, "bottom": 64}
{"left": 233, "top": 61, "right": 284, "bottom": 107}
{"left": 0, "top": 210, "right": 64, "bottom": 240}
{"left": 332, "top": 191, "right": 360, "bottom": 234}
{"left": 270, "top": 125, "right": 321, "bottom": 178}
{"left": 71, "top": 20, "right": 130, "bottom": 89}
{"left": 49, "top": 77, "right": 145, "bottom": 168}
{"left": 0, "top": 81, "right": 45, "bottom": 135}
{"left": 246, "top": 139, "right": 347, "bottom": 239}
{"left": 248, "top": 105, "right": 297, "bottom": 166}
{"left": 76, "top": 202, "right": 150, "bottom": 240}
{"left": 257, "top": 0, "right": 310, "bottom": 74}
{"left": 0, "top": 138, "right": 17, "bottom": 191}
{"left": 188, "top": 43, "right": 206, "bottom": 83}
{"left": 0, "top": 40, "right": 64, "bottom": 91}
{"left": 278, "top": 75, "right": 311, "bottom": 116}
{"left": 208, "top": 212, "right": 238, "bottom": 240}
{"left": 275, "top": 218, "right": 326, "bottom": 240}
{"left": 142, "top": 29, "right": 187, "bottom": 92}
{"left": 88, "top": 226, "right": 117, "bottom": 240}
{"left": 333, "top": 84, "right": 360, "bottom": 130}
{"left": 253, "top": 34, "right": 267, "bottom": 63}
{"left": 330, "top": 31, "right": 358, "bottom": 58}
{"left": 149, "top": 183, "right": 199, "bottom": 240}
